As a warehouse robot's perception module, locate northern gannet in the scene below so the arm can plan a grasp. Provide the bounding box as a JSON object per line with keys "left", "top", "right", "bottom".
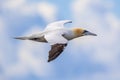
{"left": 15, "top": 20, "right": 97, "bottom": 62}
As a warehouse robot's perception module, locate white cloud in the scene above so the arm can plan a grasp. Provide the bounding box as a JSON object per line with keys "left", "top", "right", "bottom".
{"left": 2, "top": 0, "right": 57, "bottom": 22}
{"left": 105, "top": 13, "right": 120, "bottom": 32}
{"left": 1, "top": 0, "right": 120, "bottom": 79}
{"left": 1, "top": 1, "right": 57, "bottom": 78}
{"left": 72, "top": 0, "right": 91, "bottom": 14}
{"left": 37, "top": 2, "right": 57, "bottom": 22}
{"left": 71, "top": 0, "right": 120, "bottom": 79}
{"left": 0, "top": 16, "right": 6, "bottom": 64}
{"left": 2, "top": 27, "right": 55, "bottom": 78}
{"left": 2, "top": 0, "right": 25, "bottom": 10}
{"left": 0, "top": 17, "right": 5, "bottom": 32}
{"left": 71, "top": 0, "right": 119, "bottom": 61}
{"left": 17, "top": 27, "right": 54, "bottom": 77}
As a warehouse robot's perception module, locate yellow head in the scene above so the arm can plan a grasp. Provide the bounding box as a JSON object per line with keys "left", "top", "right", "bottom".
{"left": 72, "top": 28, "right": 97, "bottom": 37}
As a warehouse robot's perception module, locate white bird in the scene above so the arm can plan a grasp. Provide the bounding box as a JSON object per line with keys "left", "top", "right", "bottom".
{"left": 15, "top": 20, "right": 97, "bottom": 62}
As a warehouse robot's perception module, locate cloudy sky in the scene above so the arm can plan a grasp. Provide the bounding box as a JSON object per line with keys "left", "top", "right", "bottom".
{"left": 0, "top": 0, "right": 120, "bottom": 80}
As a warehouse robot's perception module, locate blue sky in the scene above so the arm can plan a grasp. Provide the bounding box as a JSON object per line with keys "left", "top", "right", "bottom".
{"left": 0, "top": 0, "right": 120, "bottom": 80}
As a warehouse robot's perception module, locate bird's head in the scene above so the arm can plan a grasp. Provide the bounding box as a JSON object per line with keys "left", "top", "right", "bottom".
{"left": 72, "top": 28, "right": 97, "bottom": 37}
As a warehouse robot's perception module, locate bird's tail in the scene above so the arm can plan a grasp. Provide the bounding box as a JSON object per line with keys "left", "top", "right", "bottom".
{"left": 14, "top": 36, "right": 28, "bottom": 40}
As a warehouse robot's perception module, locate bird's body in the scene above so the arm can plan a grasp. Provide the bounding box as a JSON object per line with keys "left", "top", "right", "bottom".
{"left": 15, "top": 20, "right": 97, "bottom": 62}
{"left": 25, "top": 28, "right": 80, "bottom": 42}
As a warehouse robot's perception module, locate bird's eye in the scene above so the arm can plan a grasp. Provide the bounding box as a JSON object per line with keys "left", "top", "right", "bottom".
{"left": 83, "top": 30, "right": 88, "bottom": 33}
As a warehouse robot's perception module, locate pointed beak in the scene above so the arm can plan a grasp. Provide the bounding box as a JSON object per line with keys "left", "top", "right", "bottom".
{"left": 83, "top": 31, "right": 97, "bottom": 36}
{"left": 14, "top": 37, "right": 29, "bottom": 40}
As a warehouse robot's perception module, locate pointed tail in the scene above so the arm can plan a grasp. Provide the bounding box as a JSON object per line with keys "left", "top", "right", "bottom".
{"left": 14, "top": 37, "right": 28, "bottom": 40}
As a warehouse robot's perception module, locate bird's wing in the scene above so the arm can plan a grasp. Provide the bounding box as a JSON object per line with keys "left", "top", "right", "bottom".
{"left": 48, "top": 43, "right": 67, "bottom": 62}
{"left": 44, "top": 31, "right": 68, "bottom": 62}
{"left": 44, "top": 20, "right": 72, "bottom": 31}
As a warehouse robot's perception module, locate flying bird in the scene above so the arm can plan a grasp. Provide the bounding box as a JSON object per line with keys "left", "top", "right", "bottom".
{"left": 14, "top": 20, "right": 97, "bottom": 62}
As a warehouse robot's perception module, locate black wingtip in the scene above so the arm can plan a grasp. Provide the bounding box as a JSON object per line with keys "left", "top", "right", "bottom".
{"left": 47, "top": 60, "right": 51, "bottom": 62}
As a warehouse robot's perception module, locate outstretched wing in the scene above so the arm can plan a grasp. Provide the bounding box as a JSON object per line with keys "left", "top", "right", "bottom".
{"left": 48, "top": 43, "right": 67, "bottom": 62}
{"left": 44, "top": 20, "right": 72, "bottom": 31}
{"left": 44, "top": 31, "right": 68, "bottom": 62}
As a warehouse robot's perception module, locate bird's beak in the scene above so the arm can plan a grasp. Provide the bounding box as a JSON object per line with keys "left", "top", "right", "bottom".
{"left": 14, "top": 36, "right": 28, "bottom": 40}
{"left": 83, "top": 31, "right": 97, "bottom": 36}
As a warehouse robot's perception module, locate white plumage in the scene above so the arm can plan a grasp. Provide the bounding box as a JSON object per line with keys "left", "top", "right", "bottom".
{"left": 44, "top": 20, "right": 72, "bottom": 31}
{"left": 15, "top": 20, "right": 97, "bottom": 62}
